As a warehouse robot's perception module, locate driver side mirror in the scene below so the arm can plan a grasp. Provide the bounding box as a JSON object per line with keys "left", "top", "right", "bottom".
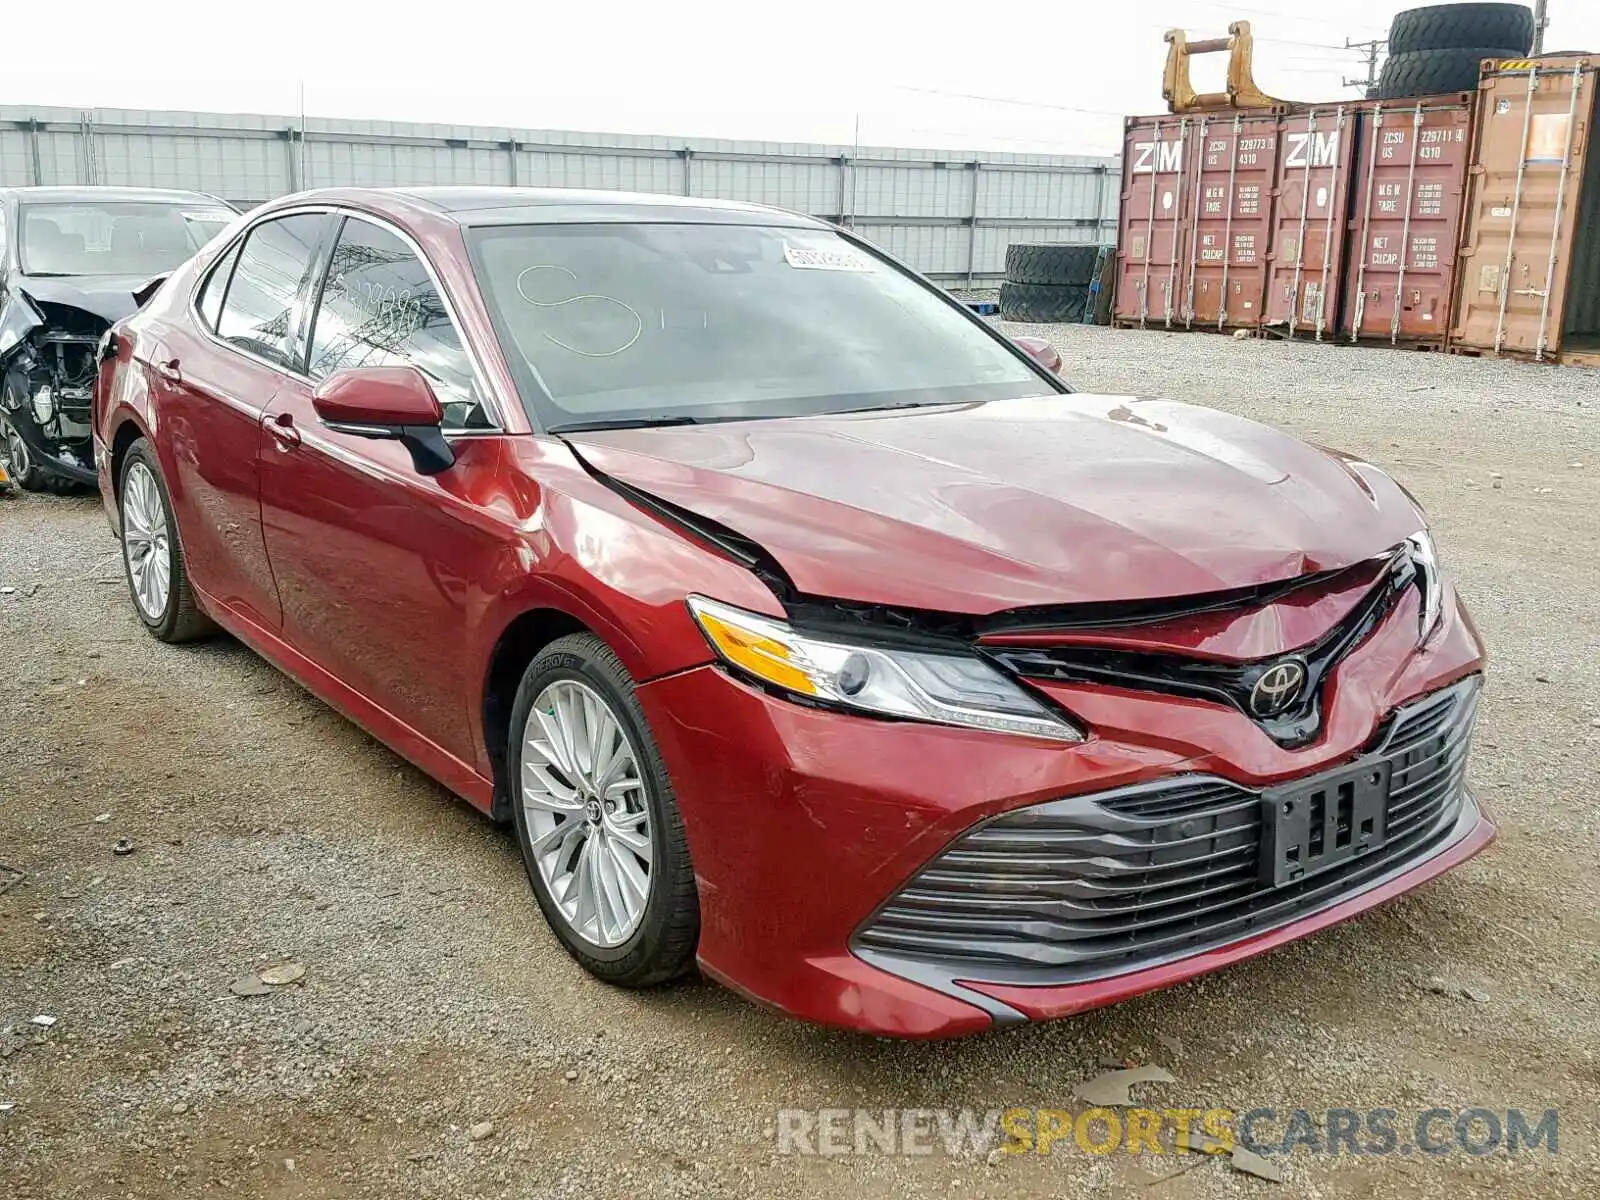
{"left": 1010, "top": 335, "right": 1063, "bottom": 375}
{"left": 312, "top": 366, "right": 456, "bottom": 475}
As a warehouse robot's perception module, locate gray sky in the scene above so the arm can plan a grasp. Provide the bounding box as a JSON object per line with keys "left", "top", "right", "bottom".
{"left": 5, "top": 1, "right": 1598, "bottom": 155}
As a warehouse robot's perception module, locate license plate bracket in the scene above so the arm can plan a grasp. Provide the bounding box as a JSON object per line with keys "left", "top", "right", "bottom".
{"left": 1260, "top": 758, "right": 1391, "bottom": 887}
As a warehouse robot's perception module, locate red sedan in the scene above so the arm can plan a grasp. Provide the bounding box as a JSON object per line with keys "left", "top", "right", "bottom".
{"left": 93, "top": 187, "right": 1493, "bottom": 1037}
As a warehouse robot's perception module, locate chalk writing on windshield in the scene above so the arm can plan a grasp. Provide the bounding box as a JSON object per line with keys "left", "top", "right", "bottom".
{"left": 516, "top": 265, "right": 643, "bottom": 358}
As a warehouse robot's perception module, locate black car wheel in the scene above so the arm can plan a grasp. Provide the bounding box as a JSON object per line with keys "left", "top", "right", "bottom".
{"left": 0, "top": 387, "right": 49, "bottom": 493}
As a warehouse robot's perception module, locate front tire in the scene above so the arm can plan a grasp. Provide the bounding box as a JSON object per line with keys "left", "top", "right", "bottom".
{"left": 0, "top": 411, "right": 49, "bottom": 493}
{"left": 118, "top": 440, "right": 214, "bottom": 643}
{"left": 508, "top": 633, "right": 699, "bottom": 987}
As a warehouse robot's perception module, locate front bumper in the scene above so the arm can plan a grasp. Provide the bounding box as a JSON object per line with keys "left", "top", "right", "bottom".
{"left": 4, "top": 404, "right": 96, "bottom": 486}
{"left": 635, "top": 588, "right": 1493, "bottom": 1037}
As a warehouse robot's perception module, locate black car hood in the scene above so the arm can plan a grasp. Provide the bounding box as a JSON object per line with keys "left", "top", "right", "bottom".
{"left": 16, "top": 274, "right": 157, "bottom": 325}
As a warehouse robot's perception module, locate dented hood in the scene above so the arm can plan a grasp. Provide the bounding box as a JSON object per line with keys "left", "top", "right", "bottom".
{"left": 15, "top": 273, "right": 154, "bottom": 325}
{"left": 565, "top": 395, "right": 1427, "bottom": 615}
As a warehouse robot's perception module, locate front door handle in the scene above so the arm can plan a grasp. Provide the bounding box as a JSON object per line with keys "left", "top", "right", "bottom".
{"left": 265, "top": 413, "right": 301, "bottom": 452}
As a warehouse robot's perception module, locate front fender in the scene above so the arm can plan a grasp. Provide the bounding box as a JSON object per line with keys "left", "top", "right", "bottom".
{"left": 0, "top": 291, "right": 45, "bottom": 369}
{"left": 479, "top": 444, "right": 780, "bottom": 684}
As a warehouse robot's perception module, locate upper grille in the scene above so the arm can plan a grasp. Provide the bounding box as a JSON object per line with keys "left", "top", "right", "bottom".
{"left": 853, "top": 677, "right": 1480, "bottom": 984}
{"left": 986, "top": 552, "right": 1416, "bottom": 748}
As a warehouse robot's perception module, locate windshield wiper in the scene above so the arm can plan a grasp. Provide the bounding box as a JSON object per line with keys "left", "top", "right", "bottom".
{"left": 547, "top": 415, "right": 711, "bottom": 434}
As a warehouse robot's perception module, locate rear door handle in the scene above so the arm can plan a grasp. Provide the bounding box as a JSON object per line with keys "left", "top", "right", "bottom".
{"left": 265, "top": 413, "right": 301, "bottom": 451}
{"left": 154, "top": 358, "right": 182, "bottom": 383}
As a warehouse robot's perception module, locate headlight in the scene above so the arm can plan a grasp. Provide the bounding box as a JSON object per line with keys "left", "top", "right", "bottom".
{"left": 31, "top": 384, "right": 55, "bottom": 425}
{"left": 687, "top": 595, "right": 1084, "bottom": 742}
{"left": 1405, "top": 530, "right": 1443, "bottom": 643}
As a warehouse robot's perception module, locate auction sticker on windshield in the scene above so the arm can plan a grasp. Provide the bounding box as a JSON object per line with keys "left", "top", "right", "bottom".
{"left": 784, "top": 244, "right": 875, "bottom": 272}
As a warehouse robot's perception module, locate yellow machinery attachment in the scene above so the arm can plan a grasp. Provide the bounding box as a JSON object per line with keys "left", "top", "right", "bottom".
{"left": 1163, "top": 20, "right": 1287, "bottom": 113}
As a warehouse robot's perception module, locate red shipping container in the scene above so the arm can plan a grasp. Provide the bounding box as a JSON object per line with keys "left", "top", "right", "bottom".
{"left": 1115, "top": 114, "right": 1195, "bottom": 327}
{"left": 1180, "top": 110, "right": 1279, "bottom": 329}
{"left": 1343, "top": 96, "right": 1474, "bottom": 346}
{"left": 1265, "top": 104, "right": 1359, "bottom": 338}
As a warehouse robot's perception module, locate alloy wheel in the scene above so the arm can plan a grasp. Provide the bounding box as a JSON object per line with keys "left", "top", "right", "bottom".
{"left": 121, "top": 461, "right": 172, "bottom": 621}
{"left": 520, "top": 678, "right": 653, "bottom": 948}
{"left": 1, "top": 418, "right": 29, "bottom": 484}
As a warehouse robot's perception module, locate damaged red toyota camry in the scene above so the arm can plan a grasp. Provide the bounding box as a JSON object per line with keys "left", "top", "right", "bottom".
{"left": 94, "top": 187, "right": 1493, "bottom": 1037}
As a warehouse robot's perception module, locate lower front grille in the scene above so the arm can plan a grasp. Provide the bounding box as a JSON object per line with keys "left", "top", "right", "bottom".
{"left": 853, "top": 677, "right": 1480, "bottom": 985}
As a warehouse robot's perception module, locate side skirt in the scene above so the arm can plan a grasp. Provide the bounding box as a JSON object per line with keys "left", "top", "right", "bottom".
{"left": 191, "top": 581, "right": 496, "bottom": 813}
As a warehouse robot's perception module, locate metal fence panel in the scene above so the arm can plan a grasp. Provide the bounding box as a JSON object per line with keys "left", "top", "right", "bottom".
{"left": 0, "top": 105, "right": 1120, "bottom": 284}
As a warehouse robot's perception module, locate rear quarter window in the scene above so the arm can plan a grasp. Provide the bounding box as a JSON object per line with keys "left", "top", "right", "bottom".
{"left": 196, "top": 241, "right": 243, "bottom": 332}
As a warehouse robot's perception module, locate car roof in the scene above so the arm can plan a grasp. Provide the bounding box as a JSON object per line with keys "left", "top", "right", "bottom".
{"left": 1, "top": 185, "right": 234, "bottom": 207}
{"left": 331, "top": 186, "right": 825, "bottom": 229}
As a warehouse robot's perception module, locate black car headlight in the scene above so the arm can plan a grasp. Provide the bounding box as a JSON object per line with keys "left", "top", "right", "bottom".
{"left": 688, "top": 595, "right": 1084, "bottom": 742}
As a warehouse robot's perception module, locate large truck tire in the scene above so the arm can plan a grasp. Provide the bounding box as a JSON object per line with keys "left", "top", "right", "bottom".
{"left": 1004, "top": 243, "right": 1100, "bottom": 287}
{"left": 1387, "top": 4, "right": 1534, "bottom": 56}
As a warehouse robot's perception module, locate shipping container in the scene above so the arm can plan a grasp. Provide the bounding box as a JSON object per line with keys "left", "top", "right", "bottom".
{"left": 1452, "top": 56, "right": 1600, "bottom": 360}
{"left": 1343, "top": 95, "right": 1474, "bottom": 346}
{"left": 1115, "top": 111, "right": 1277, "bottom": 330}
{"left": 1183, "top": 111, "right": 1279, "bottom": 329}
{"left": 1115, "top": 114, "right": 1193, "bottom": 327}
{"left": 1264, "top": 105, "right": 1358, "bottom": 338}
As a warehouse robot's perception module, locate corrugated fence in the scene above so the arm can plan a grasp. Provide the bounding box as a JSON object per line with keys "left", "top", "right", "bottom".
{"left": 0, "top": 106, "right": 1120, "bottom": 285}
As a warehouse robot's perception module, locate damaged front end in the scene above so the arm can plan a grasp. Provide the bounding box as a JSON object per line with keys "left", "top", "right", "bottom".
{"left": 0, "top": 290, "right": 105, "bottom": 490}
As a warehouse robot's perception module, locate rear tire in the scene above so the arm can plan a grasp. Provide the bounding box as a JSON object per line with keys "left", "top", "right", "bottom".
{"left": 999, "top": 280, "right": 1090, "bottom": 324}
{"left": 1387, "top": 4, "right": 1535, "bottom": 56}
{"left": 507, "top": 633, "right": 699, "bottom": 988}
{"left": 118, "top": 439, "right": 215, "bottom": 643}
{"left": 1379, "top": 46, "right": 1522, "bottom": 98}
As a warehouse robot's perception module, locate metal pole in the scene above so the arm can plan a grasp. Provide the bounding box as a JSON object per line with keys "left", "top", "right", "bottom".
{"left": 1217, "top": 114, "right": 1241, "bottom": 330}
{"left": 1288, "top": 110, "right": 1317, "bottom": 338}
{"left": 1184, "top": 117, "right": 1208, "bottom": 329}
{"left": 1494, "top": 69, "right": 1540, "bottom": 353}
{"left": 1532, "top": 0, "right": 1549, "bottom": 55}
{"left": 848, "top": 114, "right": 861, "bottom": 230}
{"left": 1534, "top": 65, "right": 1584, "bottom": 360}
{"left": 1315, "top": 106, "right": 1347, "bottom": 340}
{"left": 1140, "top": 119, "right": 1161, "bottom": 328}
{"left": 27, "top": 118, "right": 43, "bottom": 186}
{"left": 965, "top": 160, "right": 980, "bottom": 289}
{"left": 298, "top": 81, "right": 307, "bottom": 190}
{"left": 1390, "top": 104, "right": 1424, "bottom": 345}
{"left": 1165, "top": 117, "right": 1187, "bottom": 329}
{"left": 1351, "top": 102, "right": 1383, "bottom": 342}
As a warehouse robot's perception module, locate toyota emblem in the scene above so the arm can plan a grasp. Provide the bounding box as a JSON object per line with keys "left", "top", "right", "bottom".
{"left": 1250, "top": 660, "right": 1307, "bottom": 718}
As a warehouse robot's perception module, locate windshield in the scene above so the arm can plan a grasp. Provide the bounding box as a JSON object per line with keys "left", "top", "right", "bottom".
{"left": 19, "top": 201, "right": 236, "bottom": 277}
{"left": 466, "top": 222, "right": 1050, "bottom": 430}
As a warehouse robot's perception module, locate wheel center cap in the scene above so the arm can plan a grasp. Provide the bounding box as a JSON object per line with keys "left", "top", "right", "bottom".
{"left": 584, "top": 798, "right": 602, "bottom": 825}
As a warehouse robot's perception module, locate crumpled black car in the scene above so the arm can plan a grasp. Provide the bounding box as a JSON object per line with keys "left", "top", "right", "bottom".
{"left": 0, "top": 186, "right": 238, "bottom": 491}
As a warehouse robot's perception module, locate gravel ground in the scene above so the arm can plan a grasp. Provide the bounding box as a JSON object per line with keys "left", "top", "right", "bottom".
{"left": 2, "top": 323, "right": 1597, "bottom": 1198}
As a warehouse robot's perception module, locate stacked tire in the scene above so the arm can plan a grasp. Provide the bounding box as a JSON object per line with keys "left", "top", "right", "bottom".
{"left": 999, "top": 244, "right": 1100, "bottom": 324}
{"left": 1379, "top": 3, "right": 1535, "bottom": 99}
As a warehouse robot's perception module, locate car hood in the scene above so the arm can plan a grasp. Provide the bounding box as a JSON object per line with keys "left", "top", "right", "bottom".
{"left": 17, "top": 274, "right": 156, "bottom": 325}
{"left": 565, "top": 394, "right": 1425, "bottom": 614}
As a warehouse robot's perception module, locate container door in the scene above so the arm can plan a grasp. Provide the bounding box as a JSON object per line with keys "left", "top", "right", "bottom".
{"left": 1115, "top": 116, "right": 1193, "bottom": 327}
{"left": 1266, "top": 107, "right": 1357, "bottom": 337}
{"left": 1452, "top": 59, "right": 1596, "bottom": 359}
{"left": 1182, "top": 112, "right": 1277, "bottom": 330}
{"left": 1344, "top": 98, "right": 1473, "bottom": 345}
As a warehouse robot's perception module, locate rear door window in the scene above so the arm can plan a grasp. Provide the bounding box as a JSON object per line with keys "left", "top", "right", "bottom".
{"left": 215, "top": 213, "right": 330, "bottom": 371}
{"left": 306, "top": 217, "right": 488, "bottom": 429}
